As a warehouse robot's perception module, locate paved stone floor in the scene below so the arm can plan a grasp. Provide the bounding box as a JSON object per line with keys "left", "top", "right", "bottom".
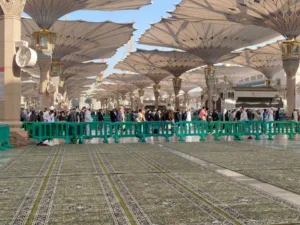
{"left": 2, "top": 136, "right": 300, "bottom": 225}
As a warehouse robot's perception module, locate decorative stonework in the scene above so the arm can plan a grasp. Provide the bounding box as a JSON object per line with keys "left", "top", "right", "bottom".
{"left": 0, "top": 0, "right": 26, "bottom": 18}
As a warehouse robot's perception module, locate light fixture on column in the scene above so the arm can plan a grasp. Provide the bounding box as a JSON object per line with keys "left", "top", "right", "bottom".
{"left": 51, "top": 60, "right": 63, "bottom": 76}
{"left": 204, "top": 65, "right": 217, "bottom": 78}
{"left": 32, "top": 29, "right": 56, "bottom": 51}
{"left": 265, "top": 79, "right": 272, "bottom": 87}
{"left": 281, "top": 39, "right": 300, "bottom": 60}
{"left": 59, "top": 78, "right": 65, "bottom": 87}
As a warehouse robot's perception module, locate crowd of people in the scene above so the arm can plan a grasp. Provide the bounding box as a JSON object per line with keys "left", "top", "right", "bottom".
{"left": 21, "top": 106, "right": 300, "bottom": 124}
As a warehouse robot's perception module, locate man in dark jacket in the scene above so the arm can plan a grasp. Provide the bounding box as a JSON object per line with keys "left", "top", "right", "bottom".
{"left": 110, "top": 109, "right": 117, "bottom": 122}
{"left": 98, "top": 109, "right": 104, "bottom": 122}
{"left": 275, "top": 108, "right": 280, "bottom": 121}
{"left": 182, "top": 111, "right": 187, "bottom": 121}
{"left": 174, "top": 109, "right": 181, "bottom": 123}
{"left": 29, "top": 110, "right": 38, "bottom": 122}
{"left": 235, "top": 108, "right": 241, "bottom": 121}
{"left": 212, "top": 110, "right": 219, "bottom": 121}
{"left": 68, "top": 108, "right": 77, "bottom": 122}
{"left": 154, "top": 110, "right": 161, "bottom": 121}
{"left": 80, "top": 107, "right": 86, "bottom": 122}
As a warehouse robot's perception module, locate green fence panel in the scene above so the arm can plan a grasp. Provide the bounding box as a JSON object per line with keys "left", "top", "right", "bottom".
{"left": 175, "top": 121, "right": 209, "bottom": 142}
{"left": 22, "top": 122, "right": 35, "bottom": 138}
{"left": 297, "top": 122, "right": 300, "bottom": 134}
{"left": 0, "top": 124, "right": 13, "bottom": 150}
{"left": 209, "top": 121, "right": 247, "bottom": 141}
{"left": 103, "top": 116, "right": 111, "bottom": 122}
{"left": 111, "top": 122, "right": 142, "bottom": 143}
{"left": 246, "top": 120, "right": 265, "bottom": 140}
{"left": 31, "top": 122, "right": 74, "bottom": 144}
{"left": 142, "top": 121, "right": 175, "bottom": 142}
{"left": 264, "top": 121, "right": 297, "bottom": 140}
{"left": 192, "top": 115, "right": 199, "bottom": 121}
{"left": 92, "top": 115, "right": 98, "bottom": 122}
{"left": 76, "top": 122, "right": 111, "bottom": 144}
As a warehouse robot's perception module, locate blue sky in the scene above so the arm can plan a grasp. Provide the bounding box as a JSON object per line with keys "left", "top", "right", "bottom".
{"left": 65, "top": 0, "right": 181, "bottom": 77}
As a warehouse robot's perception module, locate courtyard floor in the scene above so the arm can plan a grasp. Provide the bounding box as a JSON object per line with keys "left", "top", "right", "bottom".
{"left": 1, "top": 137, "right": 300, "bottom": 225}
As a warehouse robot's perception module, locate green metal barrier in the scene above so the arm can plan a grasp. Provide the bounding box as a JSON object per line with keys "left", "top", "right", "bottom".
{"left": 22, "top": 122, "right": 35, "bottom": 138}
{"left": 175, "top": 121, "right": 209, "bottom": 141}
{"left": 31, "top": 122, "right": 74, "bottom": 144}
{"left": 103, "top": 116, "right": 111, "bottom": 122}
{"left": 210, "top": 121, "right": 247, "bottom": 141}
{"left": 0, "top": 124, "right": 13, "bottom": 150}
{"left": 192, "top": 115, "right": 198, "bottom": 121}
{"left": 92, "top": 115, "right": 98, "bottom": 122}
{"left": 111, "top": 122, "right": 142, "bottom": 143}
{"left": 264, "top": 121, "right": 297, "bottom": 140}
{"left": 76, "top": 122, "right": 111, "bottom": 144}
{"left": 22, "top": 120, "right": 300, "bottom": 144}
{"left": 141, "top": 121, "right": 174, "bottom": 142}
{"left": 246, "top": 120, "right": 265, "bottom": 140}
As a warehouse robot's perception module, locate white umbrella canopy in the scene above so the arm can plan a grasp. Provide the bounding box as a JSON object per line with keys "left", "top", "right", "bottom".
{"left": 139, "top": 19, "right": 279, "bottom": 65}
{"left": 22, "top": 18, "right": 135, "bottom": 61}
{"left": 105, "top": 73, "right": 153, "bottom": 89}
{"left": 119, "top": 49, "right": 205, "bottom": 77}
{"left": 24, "top": 0, "right": 151, "bottom": 29}
{"left": 170, "top": 0, "right": 300, "bottom": 39}
{"left": 115, "top": 60, "right": 172, "bottom": 84}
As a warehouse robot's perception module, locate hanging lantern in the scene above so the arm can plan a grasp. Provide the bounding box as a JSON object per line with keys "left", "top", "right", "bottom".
{"left": 51, "top": 60, "right": 63, "bottom": 76}
{"left": 32, "top": 29, "right": 56, "bottom": 51}
{"left": 281, "top": 39, "right": 300, "bottom": 60}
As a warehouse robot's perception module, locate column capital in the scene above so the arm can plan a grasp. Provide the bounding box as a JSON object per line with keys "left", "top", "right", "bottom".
{"left": 0, "top": 0, "right": 26, "bottom": 19}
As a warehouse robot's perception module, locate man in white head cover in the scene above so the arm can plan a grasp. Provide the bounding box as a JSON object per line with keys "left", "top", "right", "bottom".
{"left": 85, "top": 107, "right": 93, "bottom": 136}
{"left": 269, "top": 108, "right": 274, "bottom": 121}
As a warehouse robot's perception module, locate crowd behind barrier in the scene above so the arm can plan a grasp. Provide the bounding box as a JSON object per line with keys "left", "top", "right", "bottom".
{"left": 21, "top": 120, "right": 300, "bottom": 144}
{"left": 18, "top": 106, "right": 300, "bottom": 146}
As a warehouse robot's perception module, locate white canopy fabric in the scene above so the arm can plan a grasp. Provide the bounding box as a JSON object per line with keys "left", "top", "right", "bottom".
{"left": 171, "top": 0, "right": 300, "bottom": 39}
{"left": 24, "top": 0, "right": 151, "bottom": 29}
{"left": 118, "top": 49, "right": 204, "bottom": 77}
{"left": 139, "top": 19, "right": 279, "bottom": 65}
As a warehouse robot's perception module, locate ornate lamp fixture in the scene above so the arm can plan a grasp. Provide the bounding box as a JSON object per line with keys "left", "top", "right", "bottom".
{"left": 204, "top": 65, "right": 217, "bottom": 78}
{"left": 51, "top": 60, "right": 63, "bottom": 76}
{"left": 32, "top": 29, "right": 56, "bottom": 51}
{"left": 281, "top": 39, "right": 300, "bottom": 61}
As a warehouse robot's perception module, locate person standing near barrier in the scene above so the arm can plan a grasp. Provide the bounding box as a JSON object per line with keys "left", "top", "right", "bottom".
{"left": 80, "top": 107, "right": 86, "bottom": 122}
{"left": 223, "top": 109, "right": 229, "bottom": 122}
{"left": 235, "top": 108, "right": 241, "bottom": 121}
{"left": 186, "top": 109, "right": 192, "bottom": 122}
{"left": 198, "top": 107, "right": 207, "bottom": 121}
{"left": 252, "top": 110, "right": 260, "bottom": 121}
{"left": 275, "top": 108, "right": 280, "bottom": 121}
{"left": 269, "top": 108, "right": 274, "bottom": 122}
{"left": 212, "top": 109, "right": 219, "bottom": 121}
{"left": 137, "top": 109, "right": 146, "bottom": 122}
{"left": 174, "top": 109, "right": 181, "bottom": 123}
{"left": 110, "top": 109, "right": 117, "bottom": 122}
{"left": 293, "top": 109, "right": 299, "bottom": 122}
{"left": 29, "top": 110, "right": 38, "bottom": 122}
{"left": 98, "top": 109, "right": 104, "bottom": 122}
{"left": 154, "top": 110, "right": 161, "bottom": 121}
{"left": 230, "top": 109, "right": 236, "bottom": 121}
{"left": 85, "top": 107, "right": 93, "bottom": 137}
{"left": 239, "top": 107, "right": 252, "bottom": 140}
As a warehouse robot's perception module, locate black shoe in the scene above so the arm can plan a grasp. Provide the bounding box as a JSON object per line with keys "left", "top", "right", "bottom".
{"left": 248, "top": 136, "right": 253, "bottom": 140}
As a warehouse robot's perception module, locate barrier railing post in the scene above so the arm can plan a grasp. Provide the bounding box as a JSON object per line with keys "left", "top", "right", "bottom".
{"left": 175, "top": 121, "right": 208, "bottom": 142}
